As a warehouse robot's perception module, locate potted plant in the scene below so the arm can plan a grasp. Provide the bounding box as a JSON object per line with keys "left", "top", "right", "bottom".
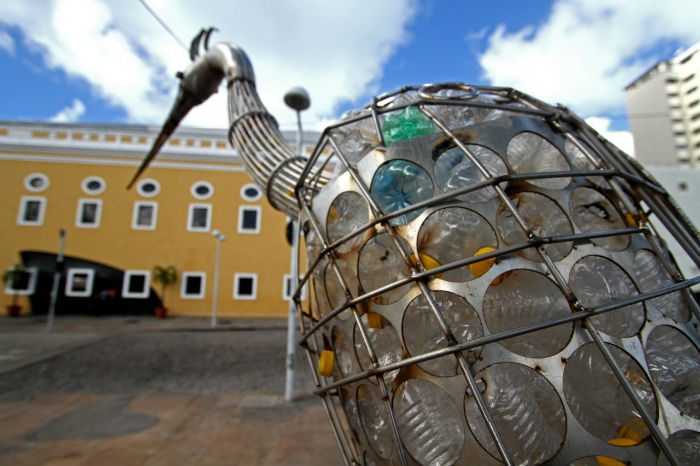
{"left": 2, "top": 265, "right": 25, "bottom": 317}
{"left": 152, "top": 265, "right": 177, "bottom": 319}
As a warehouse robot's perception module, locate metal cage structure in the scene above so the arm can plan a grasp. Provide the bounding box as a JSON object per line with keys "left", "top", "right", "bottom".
{"left": 132, "top": 35, "right": 700, "bottom": 466}
{"left": 290, "top": 83, "right": 700, "bottom": 466}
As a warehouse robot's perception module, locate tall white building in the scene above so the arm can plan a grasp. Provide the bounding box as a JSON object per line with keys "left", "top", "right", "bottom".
{"left": 625, "top": 42, "right": 700, "bottom": 166}
{"left": 645, "top": 165, "right": 700, "bottom": 288}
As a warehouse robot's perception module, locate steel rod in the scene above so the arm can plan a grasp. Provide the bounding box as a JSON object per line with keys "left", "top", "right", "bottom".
{"left": 584, "top": 320, "right": 680, "bottom": 466}
{"left": 312, "top": 277, "right": 699, "bottom": 394}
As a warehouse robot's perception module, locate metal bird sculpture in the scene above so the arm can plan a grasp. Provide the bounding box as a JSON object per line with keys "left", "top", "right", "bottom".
{"left": 131, "top": 29, "right": 700, "bottom": 466}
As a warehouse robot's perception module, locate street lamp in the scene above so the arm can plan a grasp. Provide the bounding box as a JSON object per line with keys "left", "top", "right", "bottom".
{"left": 211, "top": 229, "right": 226, "bottom": 328}
{"left": 284, "top": 86, "right": 311, "bottom": 156}
{"left": 47, "top": 228, "right": 66, "bottom": 331}
{"left": 283, "top": 86, "right": 310, "bottom": 402}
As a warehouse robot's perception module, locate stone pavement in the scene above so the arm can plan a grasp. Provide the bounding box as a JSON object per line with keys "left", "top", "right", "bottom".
{"left": 0, "top": 315, "right": 342, "bottom": 465}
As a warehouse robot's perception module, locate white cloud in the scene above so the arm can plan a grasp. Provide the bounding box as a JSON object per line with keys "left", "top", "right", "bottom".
{"left": 50, "top": 98, "right": 86, "bottom": 122}
{"left": 0, "top": 0, "right": 417, "bottom": 129}
{"left": 585, "top": 116, "right": 635, "bottom": 157}
{"left": 0, "top": 30, "right": 13, "bottom": 54}
{"left": 478, "top": 0, "right": 700, "bottom": 117}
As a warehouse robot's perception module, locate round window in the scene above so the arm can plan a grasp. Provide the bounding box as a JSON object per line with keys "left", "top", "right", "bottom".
{"left": 191, "top": 181, "right": 213, "bottom": 199}
{"left": 240, "top": 184, "right": 262, "bottom": 201}
{"left": 24, "top": 173, "right": 49, "bottom": 192}
{"left": 82, "top": 176, "right": 106, "bottom": 195}
{"left": 137, "top": 179, "right": 161, "bottom": 197}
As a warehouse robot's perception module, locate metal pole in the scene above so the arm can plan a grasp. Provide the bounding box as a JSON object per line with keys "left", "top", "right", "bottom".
{"left": 283, "top": 87, "right": 309, "bottom": 402}
{"left": 285, "top": 107, "right": 304, "bottom": 402}
{"left": 295, "top": 109, "right": 303, "bottom": 156}
{"left": 47, "top": 229, "right": 66, "bottom": 331}
{"left": 584, "top": 319, "right": 680, "bottom": 466}
{"left": 285, "top": 218, "right": 300, "bottom": 401}
{"left": 211, "top": 231, "right": 225, "bottom": 328}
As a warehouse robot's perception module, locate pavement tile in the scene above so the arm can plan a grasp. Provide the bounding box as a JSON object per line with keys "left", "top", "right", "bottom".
{"left": 0, "top": 393, "right": 341, "bottom": 465}
{"left": 0, "top": 316, "right": 342, "bottom": 465}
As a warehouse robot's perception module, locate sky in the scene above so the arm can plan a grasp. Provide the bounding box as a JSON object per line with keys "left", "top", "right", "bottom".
{"left": 0, "top": 0, "right": 698, "bottom": 157}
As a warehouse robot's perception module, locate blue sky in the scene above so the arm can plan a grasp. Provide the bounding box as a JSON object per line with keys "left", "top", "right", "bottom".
{"left": 1, "top": 0, "right": 698, "bottom": 155}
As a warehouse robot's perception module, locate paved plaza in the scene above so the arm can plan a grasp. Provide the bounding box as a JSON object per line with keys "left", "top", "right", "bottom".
{"left": 0, "top": 316, "right": 341, "bottom": 465}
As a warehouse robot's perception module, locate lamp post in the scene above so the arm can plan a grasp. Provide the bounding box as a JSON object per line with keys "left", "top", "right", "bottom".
{"left": 211, "top": 229, "right": 226, "bottom": 328}
{"left": 47, "top": 228, "right": 66, "bottom": 331}
{"left": 283, "top": 86, "right": 310, "bottom": 402}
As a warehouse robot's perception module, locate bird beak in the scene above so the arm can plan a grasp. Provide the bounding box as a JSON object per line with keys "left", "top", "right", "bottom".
{"left": 127, "top": 83, "right": 206, "bottom": 189}
{"left": 127, "top": 34, "right": 225, "bottom": 189}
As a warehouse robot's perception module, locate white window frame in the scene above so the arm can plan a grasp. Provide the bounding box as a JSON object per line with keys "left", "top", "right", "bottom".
{"left": 24, "top": 173, "right": 49, "bottom": 192}
{"left": 121, "top": 270, "right": 151, "bottom": 299}
{"left": 136, "top": 178, "right": 161, "bottom": 198}
{"left": 65, "top": 268, "right": 95, "bottom": 297}
{"left": 187, "top": 203, "right": 212, "bottom": 232}
{"left": 190, "top": 181, "right": 214, "bottom": 200}
{"left": 181, "top": 272, "right": 206, "bottom": 299}
{"left": 81, "top": 176, "right": 106, "bottom": 195}
{"left": 132, "top": 201, "right": 158, "bottom": 230}
{"left": 238, "top": 205, "right": 261, "bottom": 234}
{"left": 240, "top": 183, "right": 262, "bottom": 202}
{"left": 76, "top": 198, "right": 103, "bottom": 228}
{"left": 234, "top": 273, "right": 258, "bottom": 300}
{"left": 17, "top": 196, "right": 46, "bottom": 226}
{"left": 4, "top": 266, "right": 38, "bottom": 296}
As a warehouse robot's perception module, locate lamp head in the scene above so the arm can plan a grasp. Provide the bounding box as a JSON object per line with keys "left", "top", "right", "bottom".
{"left": 284, "top": 86, "right": 311, "bottom": 111}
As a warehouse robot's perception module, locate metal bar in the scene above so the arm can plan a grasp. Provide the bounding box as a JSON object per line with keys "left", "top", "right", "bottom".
{"left": 284, "top": 218, "right": 299, "bottom": 401}
{"left": 46, "top": 228, "right": 66, "bottom": 331}
{"left": 416, "top": 281, "right": 514, "bottom": 466}
{"left": 420, "top": 106, "right": 532, "bottom": 234}
{"left": 299, "top": 228, "right": 638, "bottom": 347}
{"left": 226, "top": 79, "right": 330, "bottom": 218}
{"left": 299, "top": 223, "right": 646, "bottom": 347}
{"left": 308, "top": 175, "right": 640, "bottom": 264}
{"left": 377, "top": 374, "right": 409, "bottom": 466}
{"left": 303, "top": 351, "right": 353, "bottom": 465}
{"left": 311, "top": 277, "right": 700, "bottom": 394}
{"left": 637, "top": 222, "right": 700, "bottom": 322}
{"left": 211, "top": 235, "right": 222, "bottom": 328}
{"left": 326, "top": 135, "right": 384, "bottom": 217}
{"left": 641, "top": 190, "right": 700, "bottom": 265}
{"left": 326, "top": 130, "right": 417, "bottom": 276}
{"left": 583, "top": 320, "right": 680, "bottom": 466}
{"left": 575, "top": 119, "right": 700, "bottom": 265}
{"left": 553, "top": 119, "right": 652, "bottom": 224}
{"left": 301, "top": 154, "right": 411, "bottom": 465}
{"left": 297, "top": 301, "right": 357, "bottom": 465}
{"left": 375, "top": 94, "right": 554, "bottom": 119}
{"left": 370, "top": 97, "right": 386, "bottom": 147}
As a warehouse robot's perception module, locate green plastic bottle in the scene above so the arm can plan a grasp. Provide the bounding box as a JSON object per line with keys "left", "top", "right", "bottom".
{"left": 382, "top": 106, "right": 435, "bottom": 146}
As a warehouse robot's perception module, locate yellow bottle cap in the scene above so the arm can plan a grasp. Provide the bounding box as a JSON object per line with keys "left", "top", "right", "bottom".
{"left": 328, "top": 206, "right": 340, "bottom": 222}
{"left": 470, "top": 247, "right": 497, "bottom": 278}
{"left": 411, "top": 253, "right": 442, "bottom": 277}
{"left": 367, "top": 312, "right": 383, "bottom": 329}
{"left": 595, "top": 456, "right": 625, "bottom": 466}
{"left": 612, "top": 418, "right": 644, "bottom": 445}
{"left": 491, "top": 270, "right": 512, "bottom": 286}
{"left": 607, "top": 438, "right": 639, "bottom": 447}
{"left": 318, "top": 350, "right": 335, "bottom": 377}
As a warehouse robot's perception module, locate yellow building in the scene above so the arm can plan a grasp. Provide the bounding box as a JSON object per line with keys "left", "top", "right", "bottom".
{"left": 0, "top": 120, "right": 312, "bottom": 318}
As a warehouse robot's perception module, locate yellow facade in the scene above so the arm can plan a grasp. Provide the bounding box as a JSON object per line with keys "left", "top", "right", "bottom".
{"left": 0, "top": 121, "right": 307, "bottom": 318}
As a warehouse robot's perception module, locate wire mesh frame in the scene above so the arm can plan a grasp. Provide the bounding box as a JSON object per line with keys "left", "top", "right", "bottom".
{"left": 294, "top": 93, "right": 696, "bottom": 466}
{"left": 300, "top": 150, "right": 688, "bottom": 466}
{"left": 227, "top": 79, "right": 331, "bottom": 217}
{"left": 289, "top": 83, "right": 700, "bottom": 466}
